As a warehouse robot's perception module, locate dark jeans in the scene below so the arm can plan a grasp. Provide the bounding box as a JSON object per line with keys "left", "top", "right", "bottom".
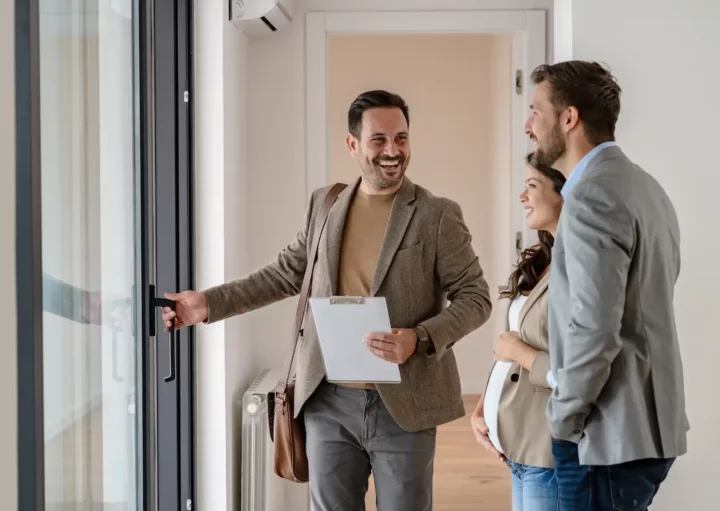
{"left": 551, "top": 438, "right": 674, "bottom": 510}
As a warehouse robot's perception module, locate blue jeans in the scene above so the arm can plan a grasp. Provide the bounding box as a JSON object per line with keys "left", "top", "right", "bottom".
{"left": 551, "top": 438, "right": 675, "bottom": 510}
{"left": 508, "top": 461, "right": 558, "bottom": 511}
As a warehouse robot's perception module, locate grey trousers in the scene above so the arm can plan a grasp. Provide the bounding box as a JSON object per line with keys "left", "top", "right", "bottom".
{"left": 303, "top": 381, "right": 436, "bottom": 511}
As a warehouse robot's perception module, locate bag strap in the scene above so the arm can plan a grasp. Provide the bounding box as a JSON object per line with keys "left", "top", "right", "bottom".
{"left": 276, "top": 183, "right": 347, "bottom": 395}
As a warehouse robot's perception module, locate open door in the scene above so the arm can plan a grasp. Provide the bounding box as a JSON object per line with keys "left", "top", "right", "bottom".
{"left": 511, "top": 12, "right": 547, "bottom": 255}
{"left": 306, "top": 9, "right": 547, "bottom": 275}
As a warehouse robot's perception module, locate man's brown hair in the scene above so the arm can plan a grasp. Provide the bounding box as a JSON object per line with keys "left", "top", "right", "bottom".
{"left": 531, "top": 61, "right": 622, "bottom": 145}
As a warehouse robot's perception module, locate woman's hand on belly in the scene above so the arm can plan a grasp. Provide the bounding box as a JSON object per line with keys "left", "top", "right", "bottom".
{"left": 470, "top": 407, "right": 506, "bottom": 462}
{"left": 494, "top": 331, "right": 539, "bottom": 371}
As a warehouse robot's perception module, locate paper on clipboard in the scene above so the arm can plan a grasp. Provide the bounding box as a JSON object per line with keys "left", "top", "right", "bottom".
{"left": 309, "top": 296, "right": 401, "bottom": 384}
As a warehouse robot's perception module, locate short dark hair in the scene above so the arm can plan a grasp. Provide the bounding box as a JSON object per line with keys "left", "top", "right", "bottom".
{"left": 531, "top": 61, "right": 622, "bottom": 145}
{"left": 348, "top": 90, "right": 410, "bottom": 139}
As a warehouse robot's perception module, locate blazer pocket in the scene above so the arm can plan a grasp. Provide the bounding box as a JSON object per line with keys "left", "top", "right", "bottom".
{"left": 388, "top": 241, "right": 426, "bottom": 298}
{"left": 394, "top": 240, "right": 424, "bottom": 259}
{"left": 408, "top": 352, "right": 454, "bottom": 410}
{"left": 533, "top": 386, "right": 551, "bottom": 395}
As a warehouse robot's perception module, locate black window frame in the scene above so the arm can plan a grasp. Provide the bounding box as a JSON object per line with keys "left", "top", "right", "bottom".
{"left": 15, "top": 0, "right": 196, "bottom": 509}
{"left": 145, "top": 0, "right": 196, "bottom": 509}
{"left": 15, "top": 0, "right": 44, "bottom": 507}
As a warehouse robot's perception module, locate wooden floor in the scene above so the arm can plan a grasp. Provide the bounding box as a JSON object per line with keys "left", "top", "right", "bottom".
{"left": 366, "top": 395, "right": 512, "bottom": 511}
{"left": 46, "top": 395, "right": 511, "bottom": 510}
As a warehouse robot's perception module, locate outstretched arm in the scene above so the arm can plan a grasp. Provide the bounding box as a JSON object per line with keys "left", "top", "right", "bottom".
{"left": 201, "top": 191, "right": 317, "bottom": 324}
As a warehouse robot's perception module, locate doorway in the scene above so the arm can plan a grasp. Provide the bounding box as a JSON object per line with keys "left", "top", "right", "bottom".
{"left": 327, "top": 31, "right": 514, "bottom": 396}
{"left": 16, "top": 0, "right": 195, "bottom": 510}
{"left": 311, "top": 10, "right": 547, "bottom": 511}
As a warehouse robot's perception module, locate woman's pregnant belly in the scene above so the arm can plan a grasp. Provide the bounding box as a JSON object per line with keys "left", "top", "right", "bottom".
{"left": 484, "top": 361, "right": 512, "bottom": 454}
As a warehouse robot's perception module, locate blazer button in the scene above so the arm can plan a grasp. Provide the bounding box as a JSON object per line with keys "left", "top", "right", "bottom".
{"left": 510, "top": 373, "right": 519, "bottom": 382}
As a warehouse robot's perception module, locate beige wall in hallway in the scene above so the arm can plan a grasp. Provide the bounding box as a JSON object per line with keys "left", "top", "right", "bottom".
{"left": 0, "top": 0, "right": 17, "bottom": 508}
{"left": 327, "top": 33, "right": 514, "bottom": 391}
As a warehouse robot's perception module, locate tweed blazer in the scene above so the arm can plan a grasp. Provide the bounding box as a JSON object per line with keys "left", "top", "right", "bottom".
{"left": 202, "top": 177, "right": 492, "bottom": 431}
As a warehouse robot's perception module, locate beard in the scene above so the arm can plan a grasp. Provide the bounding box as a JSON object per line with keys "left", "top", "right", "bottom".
{"left": 533, "top": 121, "right": 566, "bottom": 168}
{"left": 358, "top": 152, "right": 410, "bottom": 190}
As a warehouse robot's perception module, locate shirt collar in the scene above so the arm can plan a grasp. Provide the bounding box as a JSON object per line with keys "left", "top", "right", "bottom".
{"left": 561, "top": 141, "right": 617, "bottom": 198}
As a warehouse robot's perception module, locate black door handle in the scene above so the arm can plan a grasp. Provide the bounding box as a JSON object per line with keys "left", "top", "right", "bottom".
{"left": 150, "top": 286, "right": 177, "bottom": 383}
{"left": 155, "top": 297, "right": 176, "bottom": 382}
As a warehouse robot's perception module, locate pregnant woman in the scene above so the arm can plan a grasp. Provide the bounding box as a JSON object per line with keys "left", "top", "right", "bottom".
{"left": 471, "top": 154, "right": 565, "bottom": 511}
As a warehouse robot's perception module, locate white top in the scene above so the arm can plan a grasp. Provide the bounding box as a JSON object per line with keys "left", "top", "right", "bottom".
{"left": 484, "top": 294, "right": 529, "bottom": 454}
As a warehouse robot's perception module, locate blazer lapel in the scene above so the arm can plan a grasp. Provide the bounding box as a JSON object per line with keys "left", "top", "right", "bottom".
{"left": 517, "top": 271, "right": 550, "bottom": 329}
{"left": 499, "top": 297, "right": 511, "bottom": 331}
{"left": 370, "top": 177, "right": 417, "bottom": 296}
{"left": 323, "top": 178, "right": 360, "bottom": 295}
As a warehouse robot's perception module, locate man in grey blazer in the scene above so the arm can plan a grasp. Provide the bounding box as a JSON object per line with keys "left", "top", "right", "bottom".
{"left": 525, "top": 61, "right": 688, "bottom": 510}
{"left": 161, "top": 90, "right": 492, "bottom": 510}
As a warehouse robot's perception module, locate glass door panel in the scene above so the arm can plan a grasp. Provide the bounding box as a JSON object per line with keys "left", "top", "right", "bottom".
{"left": 39, "top": 0, "right": 141, "bottom": 509}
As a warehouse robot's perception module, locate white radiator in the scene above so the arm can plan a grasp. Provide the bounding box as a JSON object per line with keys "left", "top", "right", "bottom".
{"left": 240, "top": 369, "right": 289, "bottom": 511}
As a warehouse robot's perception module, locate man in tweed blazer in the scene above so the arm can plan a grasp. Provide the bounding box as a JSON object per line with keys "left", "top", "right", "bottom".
{"left": 162, "top": 90, "right": 492, "bottom": 510}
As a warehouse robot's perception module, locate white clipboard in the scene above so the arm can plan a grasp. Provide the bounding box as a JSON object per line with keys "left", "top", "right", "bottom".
{"left": 309, "top": 296, "right": 401, "bottom": 384}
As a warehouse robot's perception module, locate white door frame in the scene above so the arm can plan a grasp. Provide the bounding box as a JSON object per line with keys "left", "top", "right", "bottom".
{"left": 305, "top": 10, "right": 547, "bottom": 255}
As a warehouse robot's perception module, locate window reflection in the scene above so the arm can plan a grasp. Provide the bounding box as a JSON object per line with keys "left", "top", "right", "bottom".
{"left": 39, "top": 0, "right": 140, "bottom": 509}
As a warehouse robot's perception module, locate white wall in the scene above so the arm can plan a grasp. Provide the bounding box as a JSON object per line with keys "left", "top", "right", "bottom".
{"left": 552, "top": 0, "right": 572, "bottom": 62}
{"left": 569, "top": 0, "right": 720, "bottom": 508}
{"left": 194, "top": 1, "right": 254, "bottom": 510}
{"left": 326, "top": 33, "right": 513, "bottom": 392}
{"left": 0, "top": 1, "right": 17, "bottom": 509}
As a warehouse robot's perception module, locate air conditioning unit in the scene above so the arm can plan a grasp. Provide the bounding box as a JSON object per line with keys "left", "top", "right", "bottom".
{"left": 229, "top": 0, "right": 294, "bottom": 36}
{"left": 240, "top": 368, "right": 288, "bottom": 511}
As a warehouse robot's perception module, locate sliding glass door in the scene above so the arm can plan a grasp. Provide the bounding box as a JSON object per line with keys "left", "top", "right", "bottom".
{"left": 39, "top": 0, "right": 141, "bottom": 509}
{"left": 17, "top": 0, "right": 195, "bottom": 509}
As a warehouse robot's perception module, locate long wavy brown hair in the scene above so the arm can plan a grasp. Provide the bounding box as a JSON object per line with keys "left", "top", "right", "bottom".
{"left": 500, "top": 154, "right": 566, "bottom": 300}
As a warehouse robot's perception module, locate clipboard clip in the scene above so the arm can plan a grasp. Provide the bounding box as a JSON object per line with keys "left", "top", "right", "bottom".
{"left": 329, "top": 297, "right": 366, "bottom": 305}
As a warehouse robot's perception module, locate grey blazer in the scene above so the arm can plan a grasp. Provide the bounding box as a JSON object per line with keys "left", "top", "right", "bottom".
{"left": 547, "top": 145, "right": 689, "bottom": 466}
{"left": 202, "top": 177, "right": 492, "bottom": 432}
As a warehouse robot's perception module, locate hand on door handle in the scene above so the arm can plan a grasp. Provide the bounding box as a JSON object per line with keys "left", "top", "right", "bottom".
{"left": 160, "top": 290, "right": 208, "bottom": 331}
{"left": 153, "top": 296, "right": 177, "bottom": 383}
